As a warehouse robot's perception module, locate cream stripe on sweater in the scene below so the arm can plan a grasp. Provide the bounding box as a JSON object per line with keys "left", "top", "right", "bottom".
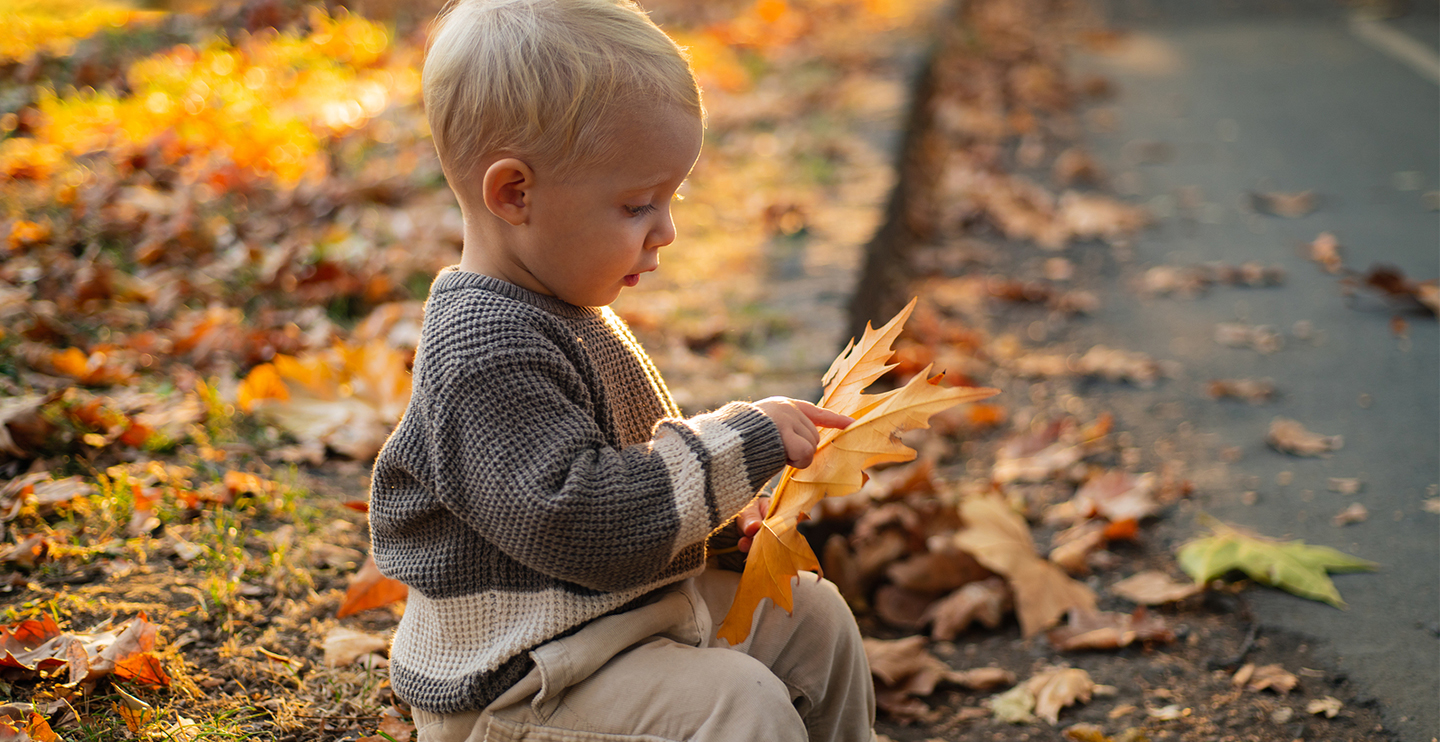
{"left": 369, "top": 269, "right": 787, "bottom": 713}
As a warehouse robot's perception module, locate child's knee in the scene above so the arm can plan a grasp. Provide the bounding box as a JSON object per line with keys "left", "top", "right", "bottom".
{"left": 792, "top": 575, "right": 858, "bottom": 630}
{"left": 706, "top": 648, "right": 803, "bottom": 708}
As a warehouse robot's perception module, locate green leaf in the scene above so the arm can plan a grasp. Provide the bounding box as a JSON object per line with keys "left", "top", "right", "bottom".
{"left": 1177, "top": 522, "right": 1377, "bottom": 608}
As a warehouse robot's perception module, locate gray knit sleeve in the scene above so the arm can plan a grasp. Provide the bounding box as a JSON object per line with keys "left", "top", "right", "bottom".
{"left": 428, "top": 345, "right": 786, "bottom": 593}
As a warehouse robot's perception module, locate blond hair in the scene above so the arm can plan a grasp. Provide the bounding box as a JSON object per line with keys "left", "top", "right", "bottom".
{"left": 423, "top": 0, "right": 703, "bottom": 183}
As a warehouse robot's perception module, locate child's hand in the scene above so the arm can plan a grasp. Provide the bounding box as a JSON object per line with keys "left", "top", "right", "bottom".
{"left": 754, "top": 397, "right": 853, "bottom": 469}
{"left": 736, "top": 496, "right": 769, "bottom": 553}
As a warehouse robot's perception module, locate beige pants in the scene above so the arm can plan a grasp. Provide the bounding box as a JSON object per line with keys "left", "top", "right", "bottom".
{"left": 411, "top": 567, "right": 876, "bottom": 742}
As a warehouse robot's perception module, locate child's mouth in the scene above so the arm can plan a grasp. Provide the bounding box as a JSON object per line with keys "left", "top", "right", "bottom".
{"left": 623, "top": 274, "right": 640, "bottom": 287}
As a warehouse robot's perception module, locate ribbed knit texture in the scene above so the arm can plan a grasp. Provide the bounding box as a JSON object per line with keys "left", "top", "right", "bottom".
{"left": 369, "top": 269, "right": 789, "bottom": 714}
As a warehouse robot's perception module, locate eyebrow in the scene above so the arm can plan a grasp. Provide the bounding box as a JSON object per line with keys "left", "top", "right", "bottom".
{"left": 624, "top": 172, "right": 689, "bottom": 194}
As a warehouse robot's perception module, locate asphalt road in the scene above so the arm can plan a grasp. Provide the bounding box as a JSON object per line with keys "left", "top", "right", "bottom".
{"left": 1070, "top": 2, "right": 1440, "bottom": 738}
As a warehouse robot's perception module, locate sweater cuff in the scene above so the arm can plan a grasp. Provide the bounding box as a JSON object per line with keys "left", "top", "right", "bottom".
{"left": 654, "top": 402, "right": 787, "bottom": 552}
{"left": 711, "top": 402, "right": 788, "bottom": 492}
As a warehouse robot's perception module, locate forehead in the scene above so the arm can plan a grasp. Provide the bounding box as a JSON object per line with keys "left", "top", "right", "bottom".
{"left": 578, "top": 104, "right": 704, "bottom": 187}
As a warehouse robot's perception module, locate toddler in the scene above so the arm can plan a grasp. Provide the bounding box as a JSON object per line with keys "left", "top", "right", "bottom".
{"left": 369, "top": 1, "right": 876, "bottom": 739}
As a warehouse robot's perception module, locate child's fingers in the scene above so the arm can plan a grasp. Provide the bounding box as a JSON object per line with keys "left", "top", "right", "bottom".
{"left": 736, "top": 497, "right": 769, "bottom": 536}
{"left": 795, "top": 401, "right": 854, "bottom": 430}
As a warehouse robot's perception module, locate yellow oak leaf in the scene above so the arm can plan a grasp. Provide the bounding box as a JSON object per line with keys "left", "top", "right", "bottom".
{"left": 717, "top": 300, "right": 999, "bottom": 644}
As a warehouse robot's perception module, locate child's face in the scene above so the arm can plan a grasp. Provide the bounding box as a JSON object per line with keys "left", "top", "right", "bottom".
{"left": 516, "top": 105, "right": 703, "bottom": 307}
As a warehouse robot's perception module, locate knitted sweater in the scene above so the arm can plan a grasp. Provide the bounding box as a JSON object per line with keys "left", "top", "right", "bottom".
{"left": 369, "top": 269, "right": 788, "bottom": 714}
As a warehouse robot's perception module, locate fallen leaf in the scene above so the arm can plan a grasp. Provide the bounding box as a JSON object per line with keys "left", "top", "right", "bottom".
{"left": 322, "top": 627, "right": 390, "bottom": 668}
{"left": 1102, "top": 519, "right": 1140, "bottom": 541}
{"left": 1075, "top": 346, "right": 1160, "bottom": 388}
{"left": 1177, "top": 522, "right": 1376, "bottom": 607}
{"left": 951, "top": 666, "right": 1016, "bottom": 690}
{"left": 1250, "top": 190, "right": 1316, "bottom": 217}
{"left": 885, "top": 545, "right": 989, "bottom": 594}
{"left": 1267, "top": 417, "right": 1342, "bottom": 457}
{"left": 1306, "top": 696, "right": 1342, "bottom": 718}
{"left": 1146, "top": 704, "right": 1186, "bottom": 721}
{"left": 246, "top": 340, "right": 414, "bottom": 460}
{"left": 1217, "top": 261, "right": 1286, "bottom": 287}
{"left": 924, "top": 577, "right": 1011, "bottom": 640}
{"left": 0, "top": 536, "right": 50, "bottom": 571}
{"left": 988, "top": 683, "right": 1038, "bottom": 724}
{"left": 1206, "top": 378, "right": 1275, "bottom": 404}
{"left": 863, "top": 635, "right": 1005, "bottom": 723}
{"left": 992, "top": 417, "right": 1108, "bottom": 484}
{"left": 1142, "top": 265, "right": 1211, "bottom": 297}
{"left": 337, "top": 555, "right": 408, "bottom": 618}
{"left": 993, "top": 666, "right": 1098, "bottom": 725}
{"left": 953, "top": 495, "right": 1096, "bottom": 637}
{"left": 113, "top": 652, "right": 170, "bottom": 687}
{"left": 1057, "top": 191, "right": 1148, "bottom": 244}
{"left": 1052, "top": 148, "right": 1103, "bottom": 187}
{"left": 1341, "top": 264, "right": 1438, "bottom": 315}
{"left": 0, "top": 704, "right": 58, "bottom": 742}
{"left": 1331, "top": 502, "right": 1368, "bottom": 527}
{"left": 719, "top": 300, "right": 998, "bottom": 643}
{"left": 1031, "top": 668, "right": 1097, "bottom": 724}
{"left": 46, "top": 347, "right": 137, "bottom": 386}
{"left": 1047, "top": 607, "right": 1173, "bottom": 651}
{"left": 113, "top": 684, "right": 155, "bottom": 733}
{"left": 1062, "top": 723, "right": 1116, "bottom": 742}
{"left": 367, "top": 707, "right": 416, "bottom": 742}
{"left": 1233, "top": 662, "right": 1298, "bottom": 694}
{"left": 1047, "top": 521, "right": 1107, "bottom": 575}
{"left": 821, "top": 535, "right": 865, "bottom": 609}
{"left": 224, "top": 470, "right": 278, "bottom": 498}
{"left": 1214, "top": 323, "right": 1283, "bottom": 353}
{"left": 863, "top": 635, "right": 939, "bottom": 687}
{"left": 873, "top": 585, "right": 934, "bottom": 631}
{"left": 1109, "top": 570, "right": 1202, "bottom": 605}
{"left": 89, "top": 613, "right": 167, "bottom": 685}
{"left": 1307, "top": 232, "right": 1343, "bottom": 274}
{"left": 1072, "top": 470, "right": 1159, "bottom": 522}
{"left": 162, "top": 716, "right": 202, "bottom": 742}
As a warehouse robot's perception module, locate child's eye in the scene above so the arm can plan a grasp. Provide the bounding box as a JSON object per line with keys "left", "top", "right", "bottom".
{"left": 625, "top": 204, "right": 657, "bottom": 217}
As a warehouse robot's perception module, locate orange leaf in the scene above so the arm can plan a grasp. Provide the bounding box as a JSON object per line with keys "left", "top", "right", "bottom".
{"left": 223, "top": 470, "right": 275, "bottom": 498}
{"left": 237, "top": 363, "right": 289, "bottom": 412}
{"left": 717, "top": 301, "right": 999, "bottom": 644}
{"left": 24, "top": 711, "right": 59, "bottom": 742}
{"left": 967, "top": 403, "right": 1007, "bottom": 428}
{"left": 113, "top": 652, "right": 170, "bottom": 687}
{"left": 49, "top": 348, "right": 90, "bottom": 378}
{"left": 1102, "top": 518, "right": 1139, "bottom": 541}
{"left": 0, "top": 613, "right": 62, "bottom": 655}
{"left": 118, "top": 421, "right": 153, "bottom": 448}
{"left": 338, "top": 555, "right": 408, "bottom": 618}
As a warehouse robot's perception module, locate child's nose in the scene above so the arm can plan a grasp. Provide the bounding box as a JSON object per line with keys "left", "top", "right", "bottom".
{"left": 647, "top": 208, "right": 677, "bottom": 249}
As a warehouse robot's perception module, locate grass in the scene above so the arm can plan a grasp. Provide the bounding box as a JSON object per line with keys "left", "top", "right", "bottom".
{"left": 0, "top": 430, "right": 395, "bottom": 739}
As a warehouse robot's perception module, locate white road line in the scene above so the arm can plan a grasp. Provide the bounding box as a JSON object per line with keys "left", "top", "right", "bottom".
{"left": 1349, "top": 15, "right": 1440, "bottom": 86}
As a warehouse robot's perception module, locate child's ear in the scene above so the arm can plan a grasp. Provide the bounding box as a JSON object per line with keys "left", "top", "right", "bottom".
{"left": 482, "top": 158, "right": 534, "bottom": 226}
